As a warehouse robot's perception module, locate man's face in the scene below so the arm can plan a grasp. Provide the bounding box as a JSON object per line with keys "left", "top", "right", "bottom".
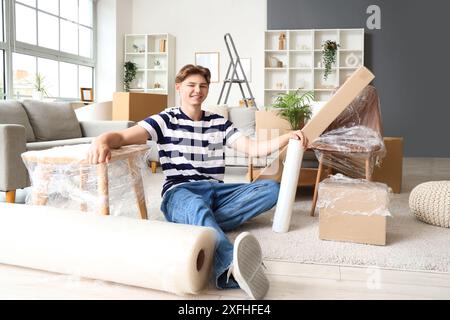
{"left": 176, "top": 74, "right": 209, "bottom": 107}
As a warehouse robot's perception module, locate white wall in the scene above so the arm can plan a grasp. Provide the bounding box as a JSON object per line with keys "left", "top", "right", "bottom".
{"left": 130, "top": 0, "right": 267, "bottom": 107}
{"left": 96, "top": 0, "right": 131, "bottom": 102}
{"left": 96, "top": 0, "right": 116, "bottom": 102}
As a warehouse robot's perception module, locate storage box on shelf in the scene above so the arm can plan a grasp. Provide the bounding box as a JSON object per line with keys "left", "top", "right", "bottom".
{"left": 264, "top": 29, "right": 364, "bottom": 104}
{"left": 124, "top": 33, "right": 175, "bottom": 107}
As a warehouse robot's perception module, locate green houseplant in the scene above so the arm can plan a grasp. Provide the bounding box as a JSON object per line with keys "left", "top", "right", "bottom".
{"left": 322, "top": 40, "right": 340, "bottom": 80}
{"left": 32, "top": 73, "right": 48, "bottom": 100}
{"left": 123, "top": 61, "right": 138, "bottom": 92}
{"left": 272, "top": 90, "right": 314, "bottom": 130}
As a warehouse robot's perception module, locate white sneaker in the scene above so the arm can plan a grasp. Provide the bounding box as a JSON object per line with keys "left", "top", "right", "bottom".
{"left": 229, "top": 232, "right": 269, "bottom": 300}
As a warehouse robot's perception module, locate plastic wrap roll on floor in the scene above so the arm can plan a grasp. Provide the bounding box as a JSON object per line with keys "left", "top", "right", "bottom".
{"left": 0, "top": 203, "right": 216, "bottom": 296}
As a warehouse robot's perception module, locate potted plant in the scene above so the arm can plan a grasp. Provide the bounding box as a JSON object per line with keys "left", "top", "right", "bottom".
{"left": 32, "top": 73, "right": 48, "bottom": 100}
{"left": 123, "top": 61, "right": 138, "bottom": 92}
{"left": 322, "top": 40, "right": 340, "bottom": 80}
{"left": 272, "top": 90, "right": 314, "bottom": 130}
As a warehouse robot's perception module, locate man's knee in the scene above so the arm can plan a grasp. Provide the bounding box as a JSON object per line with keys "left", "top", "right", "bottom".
{"left": 255, "top": 179, "right": 280, "bottom": 204}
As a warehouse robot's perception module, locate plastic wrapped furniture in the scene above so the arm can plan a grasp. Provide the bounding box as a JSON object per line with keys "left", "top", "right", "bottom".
{"left": 310, "top": 85, "right": 386, "bottom": 216}
{"left": 0, "top": 99, "right": 134, "bottom": 203}
{"left": 21, "top": 144, "right": 150, "bottom": 219}
{"left": 409, "top": 181, "right": 450, "bottom": 228}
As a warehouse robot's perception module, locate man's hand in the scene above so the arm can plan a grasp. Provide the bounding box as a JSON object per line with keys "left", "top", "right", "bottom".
{"left": 87, "top": 138, "right": 112, "bottom": 164}
{"left": 289, "top": 130, "right": 308, "bottom": 149}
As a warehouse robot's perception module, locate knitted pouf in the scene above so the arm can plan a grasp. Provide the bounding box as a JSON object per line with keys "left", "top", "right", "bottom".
{"left": 409, "top": 181, "right": 450, "bottom": 228}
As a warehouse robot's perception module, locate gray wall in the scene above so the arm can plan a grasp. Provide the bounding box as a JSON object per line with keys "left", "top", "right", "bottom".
{"left": 268, "top": 0, "right": 450, "bottom": 157}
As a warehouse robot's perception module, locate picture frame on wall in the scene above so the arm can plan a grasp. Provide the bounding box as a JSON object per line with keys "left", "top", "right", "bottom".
{"left": 195, "top": 52, "right": 220, "bottom": 83}
{"left": 80, "top": 87, "right": 94, "bottom": 103}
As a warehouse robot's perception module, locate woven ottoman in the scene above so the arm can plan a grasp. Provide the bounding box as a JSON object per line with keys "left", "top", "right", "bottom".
{"left": 409, "top": 181, "right": 450, "bottom": 228}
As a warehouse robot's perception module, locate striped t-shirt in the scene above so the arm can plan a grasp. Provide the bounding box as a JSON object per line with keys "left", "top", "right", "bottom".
{"left": 138, "top": 107, "right": 242, "bottom": 196}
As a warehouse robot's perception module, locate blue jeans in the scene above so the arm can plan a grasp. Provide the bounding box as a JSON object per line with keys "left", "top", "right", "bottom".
{"left": 160, "top": 179, "right": 280, "bottom": 289}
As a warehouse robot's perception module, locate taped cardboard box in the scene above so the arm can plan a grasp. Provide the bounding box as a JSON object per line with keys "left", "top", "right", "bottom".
{"left": 318, "top": 174, "right": 391, "bottom": 246}
{"left": 373, "top": 137, "right": 403, "bottom": 193}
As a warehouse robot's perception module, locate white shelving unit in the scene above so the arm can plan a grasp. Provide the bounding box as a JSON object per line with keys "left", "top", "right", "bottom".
{"left": 264, "top": 29, "right": 364, "bottom": 105}
{"left": 124, "top": 33, "right": 175, "bottom": 107}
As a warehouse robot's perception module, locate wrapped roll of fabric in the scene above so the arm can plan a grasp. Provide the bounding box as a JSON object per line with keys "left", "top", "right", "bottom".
{"left": 0, "top": 203, "right": 216, "bottom": 296}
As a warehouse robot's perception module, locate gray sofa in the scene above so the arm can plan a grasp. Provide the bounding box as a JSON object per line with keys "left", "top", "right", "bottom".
{"left": 0, "top": 100, "right": 134, "bottom": 201}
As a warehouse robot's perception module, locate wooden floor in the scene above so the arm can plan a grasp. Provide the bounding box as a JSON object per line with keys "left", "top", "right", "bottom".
{"left": 1, "top": 259, "right": 449, "bottom": 300}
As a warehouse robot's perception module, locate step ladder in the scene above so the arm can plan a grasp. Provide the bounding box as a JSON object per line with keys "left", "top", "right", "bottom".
{"left": 217, "top": 33, "right": 257, "bottom": 108}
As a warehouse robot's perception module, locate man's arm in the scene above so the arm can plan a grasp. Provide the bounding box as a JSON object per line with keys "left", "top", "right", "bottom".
{"left": 230, "top": 130, "right": 308, "bottom": 157}
{"left": 87, "top": 125, "right": 150, "bottom": 164}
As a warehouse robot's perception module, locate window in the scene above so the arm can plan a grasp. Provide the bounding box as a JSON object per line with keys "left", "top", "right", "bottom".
{"left": 0, "top": 51, "right": 5, "bottom": 98}
{"left": 15, "top": 0, "right": 94, "bottom": 58}
{"left": 13, "top": 52, "right": 93, "bottom": 99}
{"left": 0, "top": 1, "right": 5, "bottom": 98}
{"left": 9, "top": 0, "right": 95, "bottom": 100}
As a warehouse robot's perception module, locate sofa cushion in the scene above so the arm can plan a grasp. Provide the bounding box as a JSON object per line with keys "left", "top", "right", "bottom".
{"left": 0, "top": 100, "right": 36, "bottom": 142}
{"left": 201, "top": 105, "right": 229, "bottom": 119}
{"left": 26, "top": 137, "right": 93, "bottom": 151}
{"left": 228, "top": 107, "right": 256, "bottom": 137}
{"left": 22, "top": 100, "right": 82, "bottom": 141}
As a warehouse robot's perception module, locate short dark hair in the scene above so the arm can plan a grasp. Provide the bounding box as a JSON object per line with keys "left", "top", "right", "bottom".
{"left": 175, "top": 64, "right": 211, "bottom": 84}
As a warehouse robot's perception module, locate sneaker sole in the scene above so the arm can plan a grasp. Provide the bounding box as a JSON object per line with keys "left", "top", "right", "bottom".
{"left": 233, "top": 232, "right": 269, "bottom": 300}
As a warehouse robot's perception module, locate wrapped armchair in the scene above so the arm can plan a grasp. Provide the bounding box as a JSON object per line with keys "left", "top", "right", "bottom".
{"left": 309, "top": 85, "right": 386, "bottom": 216}
{"left": 0, "top": 100, "right": 134, "bottom": 203}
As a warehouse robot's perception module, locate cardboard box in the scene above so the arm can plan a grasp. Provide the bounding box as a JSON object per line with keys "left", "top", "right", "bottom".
{"left": 255, "top": 110, "right": 292, "bottom": 140}
{"left": 318, "top": 176, "right": 390, "bottom": 246}
{"left": 373, "top": 137, "right": 403, "bottom": 193}
{"left": 113, "top": 92, "right": 167, "bottom": 121}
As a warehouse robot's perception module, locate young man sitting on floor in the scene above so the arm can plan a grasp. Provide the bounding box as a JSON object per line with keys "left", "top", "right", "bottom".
{"left": 87, "top": 64, "right": 307, "bottom": 299}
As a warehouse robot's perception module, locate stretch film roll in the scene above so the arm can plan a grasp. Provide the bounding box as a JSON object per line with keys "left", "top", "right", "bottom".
{"left": 0, "top": 203, "right": 216, "bottom": 296}
{"left": 272, "top": 139, "right": 304, "bottom": 233}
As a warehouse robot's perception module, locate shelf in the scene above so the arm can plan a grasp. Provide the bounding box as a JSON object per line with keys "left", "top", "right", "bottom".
{"left": 264, "top": 28, "right": 364, "bottom": 104}
{"left": 339, "top": 49, "right": 363, "bottom": 52}
{"left": 147, "top": 88, "right": 166, "bottom": 92}
{"left": 124, "top": 33, "right": 175, "bottom": 107}
{"left": 264, "top": 50, "right": 288, "bottom": 53}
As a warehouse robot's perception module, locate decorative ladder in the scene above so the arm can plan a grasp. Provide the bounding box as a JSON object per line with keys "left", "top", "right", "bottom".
{"left": 217, "top": 33, "right": 257, "bottom": 108}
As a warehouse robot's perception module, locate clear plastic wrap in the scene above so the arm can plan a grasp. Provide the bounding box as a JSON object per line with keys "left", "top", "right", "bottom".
{"left": 311, "top": 125, "right": 386, "bottom": 178}
{"left": 317, "top": 174, "right": 391, "bottom": 217}
{"left": 310, "top": 85, "right": 386, "bottom": 178}
{"left": 21, "top": 144, "right": 155, "bottom": 219}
